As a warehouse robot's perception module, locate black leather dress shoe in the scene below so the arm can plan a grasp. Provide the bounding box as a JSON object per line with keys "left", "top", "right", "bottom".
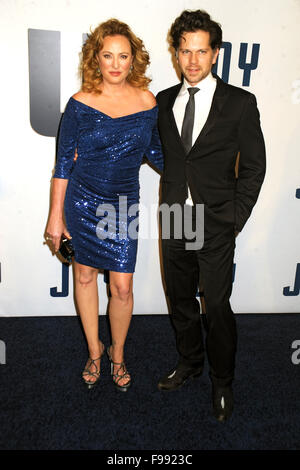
{"left": 158, "top": 365, "right": 203, "bottom": 391}
{"left": 212, "top": 386, "right": 234, "bottom": 422}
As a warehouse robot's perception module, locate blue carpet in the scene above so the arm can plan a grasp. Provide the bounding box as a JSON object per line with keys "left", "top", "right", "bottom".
{"left": 0, "top": 314, "right": 299, "bottom": 450}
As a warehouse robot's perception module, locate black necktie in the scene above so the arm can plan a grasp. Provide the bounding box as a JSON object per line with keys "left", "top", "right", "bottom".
{"left": 181, "top": 87, "right": 200, "bottom": 154}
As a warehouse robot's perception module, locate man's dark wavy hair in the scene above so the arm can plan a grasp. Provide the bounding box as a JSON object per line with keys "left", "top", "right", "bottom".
{"left": 169, "top": 9, "right": 222, "bottom": 51}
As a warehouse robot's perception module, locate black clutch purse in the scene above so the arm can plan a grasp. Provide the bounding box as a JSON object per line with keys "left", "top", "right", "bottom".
{"left": 58, "top": 237, "right": 74, "bottom": 263}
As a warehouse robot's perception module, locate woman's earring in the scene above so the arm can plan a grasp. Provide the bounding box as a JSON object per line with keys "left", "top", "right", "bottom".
{"left": 97, "top": 67, "right": 102, "bottom": 76}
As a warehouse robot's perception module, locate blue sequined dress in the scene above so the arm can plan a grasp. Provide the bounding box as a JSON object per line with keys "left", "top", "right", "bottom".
{"left": 53, "top": 97, "right": 164, "bottom": 272}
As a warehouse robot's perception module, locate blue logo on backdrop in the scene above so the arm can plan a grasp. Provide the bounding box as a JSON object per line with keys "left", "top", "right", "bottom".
{"left": 283, "top": 189, "right": 300, "bottom": 296}
{"left": 28, "top": 29, "right": 261, "bottom": 137}
{"left": 212, "top": 42, "right": 260, "bottom": 86}
{"left": 50, "top": 263, "right": 70, "bottom": 297}
{"left": 283, "top": 264, "right": 300, "bottom": 296}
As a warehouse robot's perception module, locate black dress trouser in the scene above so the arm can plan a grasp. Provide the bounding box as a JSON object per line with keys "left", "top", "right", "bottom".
{"left": 161, "top": 219, "right": 237, "bottom": 388}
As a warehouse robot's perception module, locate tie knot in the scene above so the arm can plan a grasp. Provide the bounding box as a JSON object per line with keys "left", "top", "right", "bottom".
{"left": 188, "top": 87, "right": 199, "bottom": 96}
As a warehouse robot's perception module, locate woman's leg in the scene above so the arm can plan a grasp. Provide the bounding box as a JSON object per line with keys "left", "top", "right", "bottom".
{"left": 108, "top": 271, "right": 133, "bottom": 386}
{"left": 73, "top": 261, "right": 104, "bottom": 382}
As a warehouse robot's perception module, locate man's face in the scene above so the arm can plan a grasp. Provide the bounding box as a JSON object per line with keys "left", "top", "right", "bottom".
{"left": 176, "top": 30, "right": 219, "bottom": 85}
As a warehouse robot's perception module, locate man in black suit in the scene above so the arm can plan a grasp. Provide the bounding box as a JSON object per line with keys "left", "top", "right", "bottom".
{"left": 156, "top": 10, "right": 266, "bottom": 422}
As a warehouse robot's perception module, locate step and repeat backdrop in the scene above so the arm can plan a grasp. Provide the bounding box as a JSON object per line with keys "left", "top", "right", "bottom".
{"left": 0, "top": 0, "right": 299, "bottom": 316}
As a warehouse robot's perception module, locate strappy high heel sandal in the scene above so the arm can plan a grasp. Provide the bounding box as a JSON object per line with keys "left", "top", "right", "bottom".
{"left": 107, "top": 346, "right": 131, "bottom": 392}
{"left": 82, "top": 342, "right": 104, "bottom": 390}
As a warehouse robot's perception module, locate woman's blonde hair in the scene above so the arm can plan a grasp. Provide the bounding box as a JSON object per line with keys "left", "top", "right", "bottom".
{"left": 80, "top": 18, "right": 151, "bottom": 93}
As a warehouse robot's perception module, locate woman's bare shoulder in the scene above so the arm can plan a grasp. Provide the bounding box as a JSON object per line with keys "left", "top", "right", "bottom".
{"left": 72, "top": 91, "right": 90, "bottom": 104}
{"left": 139, "top": 89, "right": 157, "bottom": 108}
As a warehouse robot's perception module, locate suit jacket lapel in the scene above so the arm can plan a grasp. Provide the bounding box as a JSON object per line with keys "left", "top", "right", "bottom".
{"left": 190, "top": 76, "right": 229, "bottom": 154}
{"left": 165, "top": 83, "right": 186, "bottom": 156}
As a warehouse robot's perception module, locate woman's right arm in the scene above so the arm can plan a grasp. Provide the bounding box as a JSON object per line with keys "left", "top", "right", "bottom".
{"left": 45, "top": 98, "right": 78, "bottom": 251}
{"left": 46, "top": 178, "right": 71, "bottom": 252}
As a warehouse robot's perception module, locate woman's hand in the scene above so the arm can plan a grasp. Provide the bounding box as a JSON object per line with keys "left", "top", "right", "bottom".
{"left": 45, "top": 216, "right": 71, "bottom": 253}
{"left": 46, "top": 178, "right": 70, "bottom": 252}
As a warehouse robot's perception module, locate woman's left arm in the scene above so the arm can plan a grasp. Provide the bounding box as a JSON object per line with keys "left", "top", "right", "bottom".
{"left": 144, "top": 122, "right": 164, "bottom": 173}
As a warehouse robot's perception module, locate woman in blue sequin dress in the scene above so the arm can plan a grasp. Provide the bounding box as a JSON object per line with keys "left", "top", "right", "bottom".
{"left": 45, "top": 19, "right": 163, "bottom": 390}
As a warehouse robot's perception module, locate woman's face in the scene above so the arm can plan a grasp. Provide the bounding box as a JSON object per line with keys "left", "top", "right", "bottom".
{"left": 97, "top": 34, "right": 133, "bottom": 85}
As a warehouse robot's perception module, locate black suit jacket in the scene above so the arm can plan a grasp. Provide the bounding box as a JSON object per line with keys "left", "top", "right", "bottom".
{"left": 156, "top": 75, "right": 266, "bottom": 234}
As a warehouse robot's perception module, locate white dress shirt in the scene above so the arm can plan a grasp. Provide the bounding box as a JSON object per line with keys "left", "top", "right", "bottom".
{"left": 173, "top": 72, "right": 217, "bottom": 205}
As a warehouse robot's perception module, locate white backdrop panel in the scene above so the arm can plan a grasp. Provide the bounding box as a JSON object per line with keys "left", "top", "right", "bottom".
{"left": 0, "top": 0, "right": 299, "bottom": 316}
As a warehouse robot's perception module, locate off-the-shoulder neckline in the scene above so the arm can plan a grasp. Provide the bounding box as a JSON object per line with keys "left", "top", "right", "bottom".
{"left": 70, "top": 97, "right": 158, "bottom": 120}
